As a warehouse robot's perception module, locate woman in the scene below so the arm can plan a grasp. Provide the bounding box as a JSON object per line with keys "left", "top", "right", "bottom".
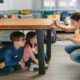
{"left": 54, "top": 12, "right": 80, "bottom": 62}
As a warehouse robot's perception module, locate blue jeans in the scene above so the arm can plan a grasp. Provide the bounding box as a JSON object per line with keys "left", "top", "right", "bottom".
{"left": 0, "top": 65, "right": 21, "bottom": 76}
{"left": 65, "top": 44, "right": 80, "bottom": 63}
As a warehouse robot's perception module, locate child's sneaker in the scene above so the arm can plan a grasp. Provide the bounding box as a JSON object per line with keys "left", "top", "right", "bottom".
{"left": 29, "top": 63, "right": 38, "bottom": 71}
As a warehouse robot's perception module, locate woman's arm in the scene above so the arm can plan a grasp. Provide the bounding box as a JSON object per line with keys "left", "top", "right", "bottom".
{"left": 58, "top": 36, "right": 80, "bottom": 45}
{"left": 54, "top": 21, "right": 76, "bottom": 32}
{"left": 68, "top": 37, "right": 80, "bottom": 45}
{"left": 57, "top": 25, "right": 76, "bottom": 32}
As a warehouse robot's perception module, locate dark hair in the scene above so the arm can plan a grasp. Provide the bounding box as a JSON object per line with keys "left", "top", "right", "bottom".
{"left": 26, "top": 31, "right": 37, "bottom": 47}
{"left": 10, "top": 31, "right": 25, "bottom": 42}
{"left": 70, "top": 12, "right": 80, "bottom": 22}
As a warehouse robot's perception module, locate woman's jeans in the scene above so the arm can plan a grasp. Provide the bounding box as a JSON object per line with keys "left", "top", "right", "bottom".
{"left": 65, "top": 44, "right": 80, "bottom": 63}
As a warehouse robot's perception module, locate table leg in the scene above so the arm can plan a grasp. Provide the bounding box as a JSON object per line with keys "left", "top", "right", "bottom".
{"left": 37, "top": 30, "right": 45, "bottom": 75}
{"left": 46, "top": 29, "right": 51, "bottom": 63}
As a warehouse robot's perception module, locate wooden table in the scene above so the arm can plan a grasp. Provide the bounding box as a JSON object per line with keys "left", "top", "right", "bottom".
{"left": 0, "top": 18, "right": 54, "bottom": 75}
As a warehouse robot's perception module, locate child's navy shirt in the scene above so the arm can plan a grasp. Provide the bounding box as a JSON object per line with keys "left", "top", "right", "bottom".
{"left": 0, "top": 44, "right": 24, "bottom": 67}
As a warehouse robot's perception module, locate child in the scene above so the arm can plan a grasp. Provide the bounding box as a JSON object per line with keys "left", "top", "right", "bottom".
{"left": 23, "top": 31, "right": 48, "bottom": 70}
{"left": 0, "top": 31, "right": 26, "bottom": 75}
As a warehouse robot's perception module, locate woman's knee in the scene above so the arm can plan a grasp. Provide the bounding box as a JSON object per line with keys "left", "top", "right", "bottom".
{"left": 65, "top": 44, "right": 79, "bottom": 54}
{"left": 65, "top": 45, "right": 72, "bottom": 54}
{"left": 70, "top": 49, "right": 80, "bottom": 63}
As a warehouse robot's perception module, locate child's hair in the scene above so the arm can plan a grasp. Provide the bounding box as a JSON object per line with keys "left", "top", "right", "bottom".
{"left": 10, "top": 31, "right": 25, "bottom": 42}
{"left": 26, "top": 31, "right": 37, "bottom": 46}
{"left": 70, "top": 12, "right": 80, "bottom": 22}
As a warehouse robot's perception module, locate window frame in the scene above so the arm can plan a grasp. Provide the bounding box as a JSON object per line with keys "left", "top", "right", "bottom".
{"left": 43, "top": 0, "right": 78, "bottom": 10}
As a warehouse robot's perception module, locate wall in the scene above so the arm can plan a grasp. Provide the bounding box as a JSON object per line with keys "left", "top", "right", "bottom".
{"left": 0, "top": 0, "right": 8, "bottom": 10}
{"left": 32, "top": 0, "right": 43, "bottom": 11}
{"left": 12, "top": 0, "right": 32, "bottom": 10}
{"left": 0, "top": 0, "right": 32, "bottom": 11}
{"left": 77, "top": 0, "right": 80, "bottom": 10}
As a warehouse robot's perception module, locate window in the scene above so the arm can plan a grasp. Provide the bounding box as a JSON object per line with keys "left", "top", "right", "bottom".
{"left": 69, "top": 0, "right": 77, "bottom": 7}
{"left": 44, "top": 0, "right": 78, "bottom": 9}
{"left": 58, "top": 0, "right": 68, "bottom": 7}
{"left": 44, "top": 0, "right": 56, "bottom": 8}
{"left": 58, "top": 0, "right": 77, "bottom": 9}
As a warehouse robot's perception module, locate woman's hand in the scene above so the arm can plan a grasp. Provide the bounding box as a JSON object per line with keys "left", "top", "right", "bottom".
{"left": 54, "top": 20, "right": 58, "bottom": 27}
{"left": 57, "top": 35, "right": 70, "bottom": 41}
{"left": 53, "top": 20, "right": 61, "bottom": 28}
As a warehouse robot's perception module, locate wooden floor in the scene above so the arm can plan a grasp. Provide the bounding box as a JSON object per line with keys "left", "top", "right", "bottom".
{"left": 0, "top": 45, "right": 80, "bottom": 80}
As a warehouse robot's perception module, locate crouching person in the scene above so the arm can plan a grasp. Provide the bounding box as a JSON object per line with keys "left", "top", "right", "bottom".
{"left": 0, "top": 31, "right": 26, "bottom": 75}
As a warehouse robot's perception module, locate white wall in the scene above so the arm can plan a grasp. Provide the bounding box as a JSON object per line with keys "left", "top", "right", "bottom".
{"left": 0, "top": 0, "right": 32, "bottom": 11}
{"left": 12, "top": 0, "right": 32, "bottom": 10}
{"left": 32, "top": 0, "right": 43, "bottom": 10}
{"left": 0, "top": 0, "right": 9, "bottom": 10}
{"left": 77, "top": 0, "right": 80, "bottom": 10}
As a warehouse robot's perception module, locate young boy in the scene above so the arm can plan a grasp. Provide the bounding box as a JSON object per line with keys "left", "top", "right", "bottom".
{"left": 0, "top": 31, "right": 26, "bottom": 75}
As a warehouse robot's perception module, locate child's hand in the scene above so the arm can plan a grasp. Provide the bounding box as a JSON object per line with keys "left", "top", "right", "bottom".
{"left": 0, "top": 62, "right": 5, "bottom": 69}
{"left": 19, "top": 60, "right": 26, "bottom": 70}
{"left": 45, "top": 63, "right": 48, "bottom": 68}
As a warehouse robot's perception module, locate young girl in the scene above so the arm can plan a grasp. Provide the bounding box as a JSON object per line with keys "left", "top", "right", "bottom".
{"left": 23, "top": 31, "right": 48, "bottom": 68}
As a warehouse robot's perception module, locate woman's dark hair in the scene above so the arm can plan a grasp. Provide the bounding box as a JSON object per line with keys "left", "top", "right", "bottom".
{"left": 26, "top": 31, "right": 37, "bottom": 47}
{"left": 10, "top": 31, "right": 25, "bottom": 42}
{"left": 70, "top": 12, "right": 80, "bottom": 22}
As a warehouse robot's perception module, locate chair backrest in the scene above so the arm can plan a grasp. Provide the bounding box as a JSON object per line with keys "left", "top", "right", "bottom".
{"left": 60, "top": 11, "right": 70, "bottom": 21}
{"left": 44, "top": 27, "right": 56, "bottom": 44}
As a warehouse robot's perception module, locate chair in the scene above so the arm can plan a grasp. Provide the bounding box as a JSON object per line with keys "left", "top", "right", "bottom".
{"left": 60, "top": 11, "right": 70, "bottom": 21}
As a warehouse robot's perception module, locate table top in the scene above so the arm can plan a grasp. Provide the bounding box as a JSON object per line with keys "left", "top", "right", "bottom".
{"left": 0, "top": 18, "right": 54, "bottom": 30}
